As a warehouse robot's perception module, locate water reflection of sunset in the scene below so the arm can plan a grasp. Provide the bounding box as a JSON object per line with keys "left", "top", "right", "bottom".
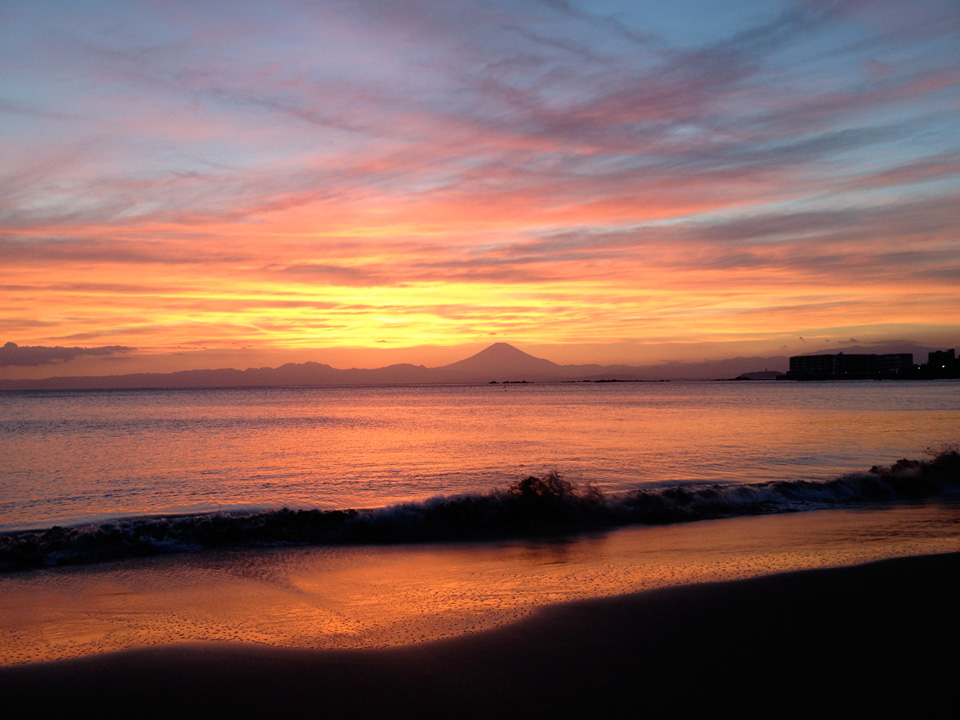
{"left": 5, "top": 383, "right": 956, "bottom": 531}
{"left": 4, "top": 505, "right": 960, "bottom": 666}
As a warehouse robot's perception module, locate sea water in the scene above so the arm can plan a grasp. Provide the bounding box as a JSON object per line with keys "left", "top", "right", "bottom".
{"left": 1, "top": 380, "right": 959, "bottom": 664}
{"left": 3, "top": 380, "right": 958, "bottom": 531}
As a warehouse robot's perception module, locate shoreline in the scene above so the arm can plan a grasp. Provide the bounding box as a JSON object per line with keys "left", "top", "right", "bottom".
{"left": 2, "top": 551, "right": 957, "bottom": 717}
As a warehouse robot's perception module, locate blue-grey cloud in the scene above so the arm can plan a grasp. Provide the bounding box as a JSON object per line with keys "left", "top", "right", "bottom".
{"left": 0, "top": 342, "right": 135, "bottom": 367}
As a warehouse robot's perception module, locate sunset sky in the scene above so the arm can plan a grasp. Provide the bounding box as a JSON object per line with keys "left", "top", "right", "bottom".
{"left": 2, "top": 0, "right": 958, "bottom": 378}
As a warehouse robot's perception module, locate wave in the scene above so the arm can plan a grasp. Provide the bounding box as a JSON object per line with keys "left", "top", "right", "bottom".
{"left": 2, "top": 449, "right": 958, "bottom": 571}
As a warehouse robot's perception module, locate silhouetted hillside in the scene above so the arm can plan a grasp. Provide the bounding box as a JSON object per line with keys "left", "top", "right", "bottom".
{"left": 434, "top": 343, "right": 565, "bottom": 381}
{"left": 0, "top": 343, "right": 801, "bottom": 390}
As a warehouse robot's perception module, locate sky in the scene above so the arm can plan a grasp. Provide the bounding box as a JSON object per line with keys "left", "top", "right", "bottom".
{"left": 1, "top": 0, "right": 958, "bottom": 378}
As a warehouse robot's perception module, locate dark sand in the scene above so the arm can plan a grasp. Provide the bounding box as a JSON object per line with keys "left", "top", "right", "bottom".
{"left": 2, "top": 552, "right": 957, "bottom": 718}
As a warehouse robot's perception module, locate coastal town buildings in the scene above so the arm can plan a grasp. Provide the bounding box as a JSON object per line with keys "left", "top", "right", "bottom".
{"left": 786, "top": 350, "right": 959, "bottom": 380}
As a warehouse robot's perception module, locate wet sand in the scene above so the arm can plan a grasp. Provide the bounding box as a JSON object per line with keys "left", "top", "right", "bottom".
{"left": 7, "top": 503, "right": 960, "bottom": 666}
{"left": 2, "top": 551, "right": 956, "bottom": 717}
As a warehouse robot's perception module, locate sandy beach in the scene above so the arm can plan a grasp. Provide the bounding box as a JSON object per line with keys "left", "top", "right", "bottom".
{"left": 2, "top": 551, "right": 956, "bottom": 718}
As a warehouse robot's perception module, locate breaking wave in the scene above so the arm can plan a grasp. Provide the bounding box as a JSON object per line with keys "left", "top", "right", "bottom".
{"left": 2, "top": 449, "right": 958, "bottom": 571}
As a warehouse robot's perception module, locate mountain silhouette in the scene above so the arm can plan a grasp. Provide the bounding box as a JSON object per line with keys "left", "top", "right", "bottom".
{"left": 0, "top": 342, "right": 801, "bottom": 390}
{"left": 435, "top": 342, "right": 563, "bottom": 381}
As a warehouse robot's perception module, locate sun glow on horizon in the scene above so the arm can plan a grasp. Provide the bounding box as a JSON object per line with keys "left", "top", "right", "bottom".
{"left": 1, "top": 0, "right": 958, "bottom": 376}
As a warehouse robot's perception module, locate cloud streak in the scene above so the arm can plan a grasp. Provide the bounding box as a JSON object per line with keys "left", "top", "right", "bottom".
{"left": 1, "top": 0, "right": 957, "bottom": 371}
{"left": 0, "top": 342, "right": 135, "bottom": 367}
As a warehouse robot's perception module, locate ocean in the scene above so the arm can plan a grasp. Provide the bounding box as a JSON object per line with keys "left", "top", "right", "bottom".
{"left": 2, "top": 380, "right": 959, "bottom": 664}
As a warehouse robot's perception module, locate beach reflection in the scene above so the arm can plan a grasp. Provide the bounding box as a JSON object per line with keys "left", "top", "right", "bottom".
{"left": 3, "top": 501, "right": 960, "bottom": 665}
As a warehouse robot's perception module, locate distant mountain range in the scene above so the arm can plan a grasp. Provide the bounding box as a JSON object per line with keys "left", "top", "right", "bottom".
{"left": 0, "top": 341, "right": 944, "bottom": 390}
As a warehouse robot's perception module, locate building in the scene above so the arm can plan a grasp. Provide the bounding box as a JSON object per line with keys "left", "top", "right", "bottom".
{"left": 787, "top": 352, "right": 914, "bottom": 380}
{"left": 925, "top": 349, "right": 959, "bottom": 378}
{"left": 928, "top": 349, "right": 956, "bottom": 370}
